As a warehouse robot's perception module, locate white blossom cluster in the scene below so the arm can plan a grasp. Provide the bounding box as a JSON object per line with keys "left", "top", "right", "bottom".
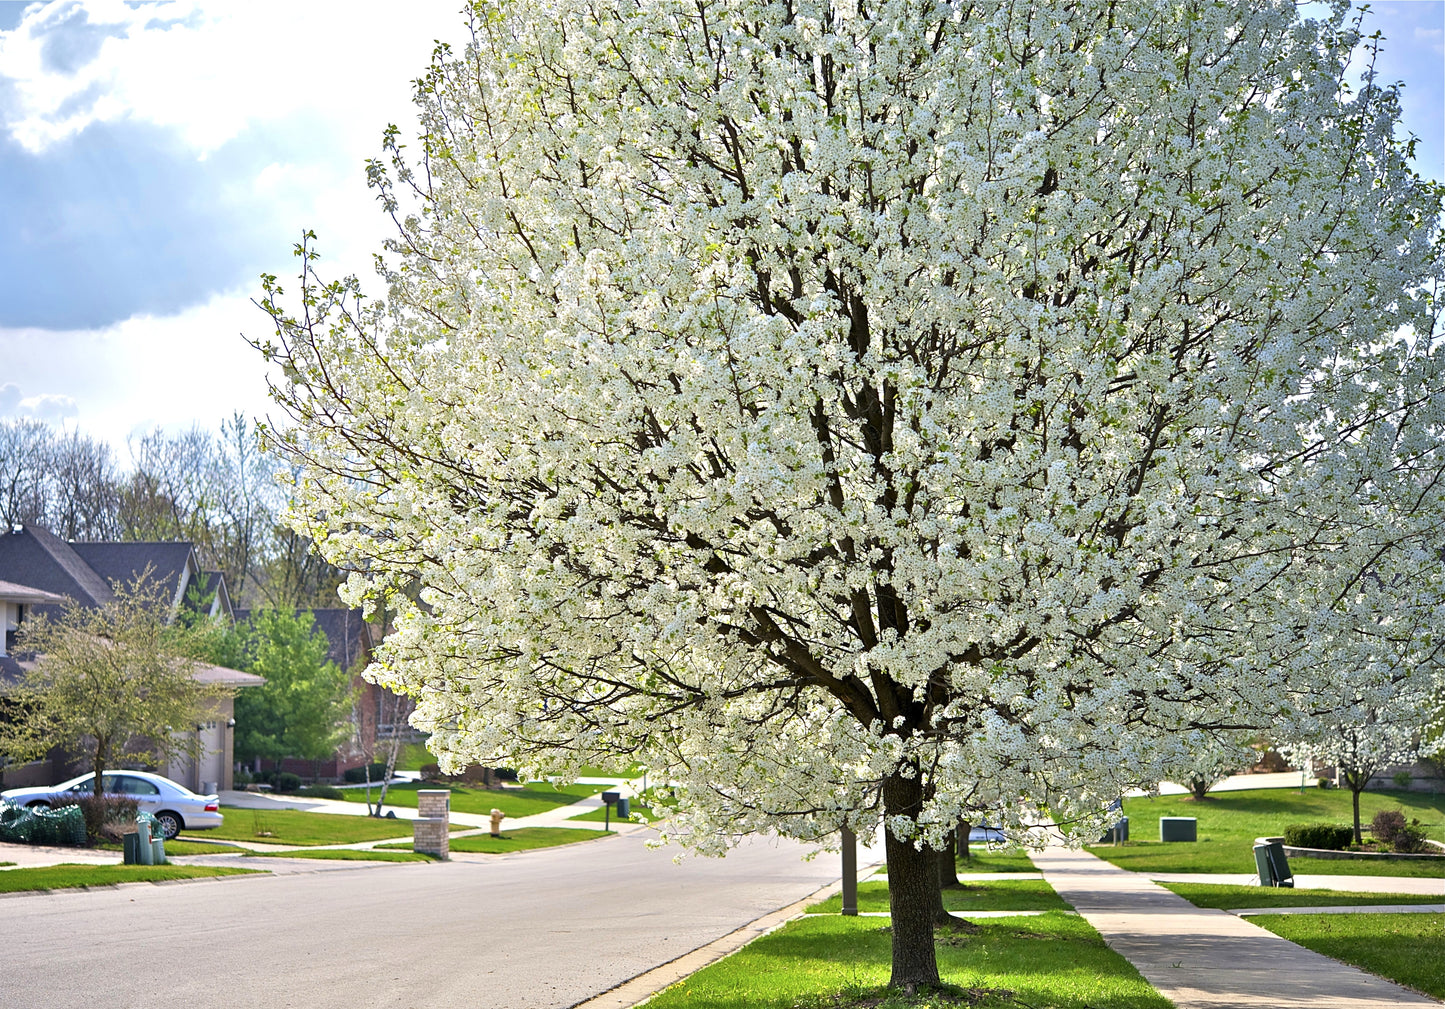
{"left": 258, "top": 0, "right": 1445, "bottom": 854}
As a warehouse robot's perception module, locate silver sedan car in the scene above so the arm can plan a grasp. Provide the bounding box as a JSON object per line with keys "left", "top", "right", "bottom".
{"left": 0, "top": 770, "right": 223, "bottom": 839}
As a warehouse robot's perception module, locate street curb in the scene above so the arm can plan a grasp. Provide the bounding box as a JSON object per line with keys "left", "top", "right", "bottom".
{"left": 566, "top": 860, "right": 885, "bottom": 1009}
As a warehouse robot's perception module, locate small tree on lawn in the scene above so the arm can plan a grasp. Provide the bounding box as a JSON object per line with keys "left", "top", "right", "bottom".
{"left": 233, "top": 608, "right": 353, "bottom": 776}
{"left": 256, "top": 0, "right": 1445, "bottom": 990}
{"left": 347, "top": 685, "right": 417, "bottom": 816}
{"left": 0, "top": 579, "right": 226, "bottom": 804}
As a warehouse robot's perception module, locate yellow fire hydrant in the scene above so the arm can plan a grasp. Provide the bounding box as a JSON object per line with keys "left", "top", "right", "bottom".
{"left": 490, "top": 808, "right": 505, "bottom": 837}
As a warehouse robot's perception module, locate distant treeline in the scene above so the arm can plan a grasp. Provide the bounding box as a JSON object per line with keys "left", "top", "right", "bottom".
{"left": 0, "top": 413, "right": 341, "bottom": 608}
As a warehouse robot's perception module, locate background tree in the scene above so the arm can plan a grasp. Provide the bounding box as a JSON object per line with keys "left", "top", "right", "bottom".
{"left": 1289, "top": 673, "right": 1434, "bottom": 844}
{"left": 257, "top": 0, "right": 1445, "bottom": 990}
{"left": 0, "top": 414, "right": 342, "bottom": 610}
{"left": 1164, "top": 731, "right": 1255, "bottom": 802}
{"left": 0, "top": 579, "right": 226, "bottom": 796}
{"left": 232, "top": 608, "right": 353, "bottom": 773}
{"left": 0, "top": 420, "right": 120, "bottom": 540}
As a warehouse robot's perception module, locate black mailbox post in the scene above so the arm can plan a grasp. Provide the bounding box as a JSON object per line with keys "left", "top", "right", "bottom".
{"left": 601, "top": 791, "right": 620, "bottom": 832}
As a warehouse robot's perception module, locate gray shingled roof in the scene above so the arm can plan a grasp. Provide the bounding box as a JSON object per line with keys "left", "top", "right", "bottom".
{"left": 0, "top": 525, "right": 115, "bottom": 609}
{"left": 70, "top": 541, "right": 196, "bottom": 604}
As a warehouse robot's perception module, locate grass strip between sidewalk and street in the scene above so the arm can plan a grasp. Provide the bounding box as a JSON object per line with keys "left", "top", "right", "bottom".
{"left": 207, "top": 807, "right": 462, "bottom": 846}
{"left": 644, "top": 912, "right": 1170, "bottom": 1009}
{"left": 377, "top": 826, "right": 612, "bottom": 854}
{"left": 0, "top": 863, "right": 263, "bottom": 893}
{"left": 1160, "top": 882, "right": 1445, "bottom": 910}
{"left": 242, "top": 848, "right": 436, "bottom": 863}
{"left": 807, "top": 878, "right": 1068, "bottom": 915}
{"left": 1249, "top": 912, "right": 1445, "bottom": 999}
{"left": 1087, "top": 788, "right": 1444, "bottom": 877}
{"left": 334, "top": 780, "right": 604, "bottom": 818}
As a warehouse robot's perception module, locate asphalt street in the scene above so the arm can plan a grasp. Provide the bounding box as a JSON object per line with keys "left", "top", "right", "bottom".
{"left": 0, "top": 829, "right": 854, "bottom": 1008}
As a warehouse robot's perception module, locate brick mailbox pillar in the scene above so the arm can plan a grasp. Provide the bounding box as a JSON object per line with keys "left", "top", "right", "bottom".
{"left": 414, "top": 789, "right": 451, "bottom": 860}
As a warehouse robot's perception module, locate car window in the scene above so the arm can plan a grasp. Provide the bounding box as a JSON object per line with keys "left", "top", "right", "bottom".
{"left": 118, "top": 776, "right": 160, "bottom": 796}
{"left": 99, "top": 775, "right": 121, "bottom": 793}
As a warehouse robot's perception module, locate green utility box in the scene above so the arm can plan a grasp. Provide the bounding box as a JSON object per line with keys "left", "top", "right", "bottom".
{"left": 1160, "top": 816, "right": 1197, "bottom": 842}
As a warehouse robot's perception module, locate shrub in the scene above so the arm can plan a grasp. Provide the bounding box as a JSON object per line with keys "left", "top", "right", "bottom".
{"left": 1371, "top": 809, "right": 1408, "bottom": 845}
{"left": 1392, "top": 770, "right": 1413, "bottom": 789}
{"left": 273, "top": 771, "right": 302, "bottom": 794}
{"left": 1315, "top": 778, "right": 1332, "bottom": 789}
{"left": 342, "top": 763, "right": 391, "bottom": 784}
{"left": 1283, "top": 823, "right": 1353, "bottom": 850}
{"left": 50, "top": 794, "right": 142, "bottom": 845}
{"left": 297, "top": 784, "right": 345, "bottom": 800}
{"left": 1392, "top": 821, "right": 1430, "bottom": 854}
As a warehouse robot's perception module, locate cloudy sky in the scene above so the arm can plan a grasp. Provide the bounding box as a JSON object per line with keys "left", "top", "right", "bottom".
{"left": 1, "top": 1, "right": 1442, "bottom": 456}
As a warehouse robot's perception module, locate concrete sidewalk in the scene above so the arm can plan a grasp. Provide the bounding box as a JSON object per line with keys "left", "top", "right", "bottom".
{"left": 1144, "top": 871, "right": 1444, "bottom": 896}
{"left": 1032, "top": 847, "right": 1441, "bottom": 1008}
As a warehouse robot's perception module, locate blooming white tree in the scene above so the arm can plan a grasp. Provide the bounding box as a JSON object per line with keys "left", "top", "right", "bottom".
{"left": 256, "top": 0, "right": 1445, "bottom": 990}
{"left": 1288, "top": 657, "right": 1441, "bottom": 844}
{"left": 1162, "top": 730, "right": 1255, "bottom": 801}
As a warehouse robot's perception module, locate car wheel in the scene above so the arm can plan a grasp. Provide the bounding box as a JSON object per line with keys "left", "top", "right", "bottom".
{"left": 25, "top": 800, "right": 51, "bottom": 810}
{"left": 153, "top": 811, "right": 183, "bottom": 840}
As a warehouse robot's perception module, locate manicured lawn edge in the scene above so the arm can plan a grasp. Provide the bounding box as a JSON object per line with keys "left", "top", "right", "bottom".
{"left": 1249, "top": 912, "right": 1445, "bottom": 999}
{"left": 1160, "top": 882, "right": 1445, "bottom": 910}
{"left": 642, "top": 912, "right": 1171, "bottom": 1008}
{"left": 0, "top": 863, "right": 265, "bottom": 894}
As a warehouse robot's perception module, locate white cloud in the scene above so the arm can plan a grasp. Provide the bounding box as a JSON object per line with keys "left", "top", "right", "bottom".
{"left": 0, "top": 289, "right": 284, "bottom": 451}
{"left": 0, "top": 1, "right": 466, "bottom": 157}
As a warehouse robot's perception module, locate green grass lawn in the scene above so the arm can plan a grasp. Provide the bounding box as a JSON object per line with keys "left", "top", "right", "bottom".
{"left": 1250, "top": 912, "right": 1445, "bottom": 999}
{"left": 378, "top": 826, "right": 611, "bottom": 854}
{"left": 1087, "top": 788, "right": 1444, "bottom": 876}
{"left": 243, "top": 848, "right": 435, "bottom": 863}
{"left": 955, "top": 849, "right": 1039, "bottom": 873}
{"left": 644, "top": 912, "right": 1170, "bottom": 1009}
{"left": 0, "top": 863, "right": 263, "bottom": 893}
{"left": 335, "top": 780, "right": 602, "bottom": 818}
{"left": 208, "top": 808, "right": 459, "bottom": 846}
{"left": 1160, "top": 882, "right": 1444, "bottom": 909}
{"left": 870, "top": 849, "right": 1038, "bottom": 876}
{"left": 393, "top": 741, "right": 434, "bottom": 771}
{"left": 808, "top": 878, "right": 1068, "bottom": 915}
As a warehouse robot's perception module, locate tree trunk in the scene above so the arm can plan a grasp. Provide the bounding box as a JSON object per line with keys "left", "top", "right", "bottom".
{"left": 1189, "top": 776, "right": 1210, "bottom": 801}
{"left": 1342, "top": 767, "right": 1365, "bottom": 844}
{"left": 373, "top": 730, "right": 403, "bottom": 815}
{"left": 936, "top": 828, "right": 961, "bottom": 889}
{"left": 957, "top": 819, "right": 971, "bottom": 864}
{"left": 882, "top": 769, "right": 941, "bottom": 992}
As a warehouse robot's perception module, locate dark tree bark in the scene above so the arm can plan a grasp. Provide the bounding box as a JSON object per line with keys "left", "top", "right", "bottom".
{"left": 957, "top": 819, "right": 972, "bottom": 864}
{"left": 937, "top": 828, "right": 961, "bottom": 889}
{"left": 882, "top": 769, "right": 941, "bottom": 991}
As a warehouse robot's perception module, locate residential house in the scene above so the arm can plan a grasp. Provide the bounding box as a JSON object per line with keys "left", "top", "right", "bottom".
{"left": 0, "top": 523, "right": 261, "bottom": 791}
